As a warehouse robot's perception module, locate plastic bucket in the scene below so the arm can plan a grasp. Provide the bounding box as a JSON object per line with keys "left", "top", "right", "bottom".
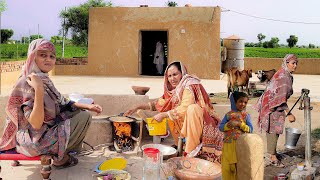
{"left": 284, "top": 127, "right": 302, "bottom": 149}
{"left": 146, "top": 118, "right": 167, "bottom": 136}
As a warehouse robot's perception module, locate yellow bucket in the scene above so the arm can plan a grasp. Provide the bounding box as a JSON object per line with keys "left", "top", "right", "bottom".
{"left": 146, "top": 118, "right": 167, "bottom": 136}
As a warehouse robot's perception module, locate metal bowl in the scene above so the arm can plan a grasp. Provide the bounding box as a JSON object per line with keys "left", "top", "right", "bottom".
{"left": 141, "top": 144, "right": 177, "bottom": 160}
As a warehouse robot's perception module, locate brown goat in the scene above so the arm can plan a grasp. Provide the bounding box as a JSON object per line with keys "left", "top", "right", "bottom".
{"left": 227, "top": 68, "right": 253, "bottom": 98}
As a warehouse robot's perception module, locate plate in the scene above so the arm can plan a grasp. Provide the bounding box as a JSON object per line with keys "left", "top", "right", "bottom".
{"left": 96, "top": 169, "right": 131, "bottom": 180}
{"left": 77, "top": 98, "right": 94, "bottom": 104}
{"left": 69, "top": 93, "right": 84, "bottom": 102}
{"left": 95, "top": 157, "right": 127, "bottom": 173}
{"left": 108, "top": 116, "right": 135, "bottom": 123}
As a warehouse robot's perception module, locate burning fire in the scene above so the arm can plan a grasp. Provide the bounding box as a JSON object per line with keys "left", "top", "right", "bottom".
{"left": 113, "top": 122, "right": 131, "bottom": 137}
{"left": 113, "top": 122, "right": 133, "bottom": 151}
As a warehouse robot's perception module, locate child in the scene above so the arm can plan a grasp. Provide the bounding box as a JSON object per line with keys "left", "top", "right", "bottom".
{"left": 219, "top": 91, "right": 253, "bottom": 180}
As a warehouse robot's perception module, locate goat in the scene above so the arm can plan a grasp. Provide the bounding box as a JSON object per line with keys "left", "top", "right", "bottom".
{"left": 256, "top": 69, "right": 276, "bottom": 83}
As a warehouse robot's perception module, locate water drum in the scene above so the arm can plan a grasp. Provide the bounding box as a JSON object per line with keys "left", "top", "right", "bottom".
{"left": 284, "top": 127, "right": 302, "bottom": 149}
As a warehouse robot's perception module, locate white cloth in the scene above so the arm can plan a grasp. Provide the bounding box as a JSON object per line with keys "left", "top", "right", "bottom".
{"left": 153, "top": 41, "right": 165, "bottom": 74}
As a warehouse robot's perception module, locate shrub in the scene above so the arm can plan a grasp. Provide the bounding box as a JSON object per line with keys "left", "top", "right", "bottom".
{"left": 309, "top": 44, "right": 316, "bottom": 48}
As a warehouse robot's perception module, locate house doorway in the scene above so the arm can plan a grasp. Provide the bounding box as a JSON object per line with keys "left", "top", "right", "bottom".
{"left": 139, "top": 31, "right": 168, "bottom": 76}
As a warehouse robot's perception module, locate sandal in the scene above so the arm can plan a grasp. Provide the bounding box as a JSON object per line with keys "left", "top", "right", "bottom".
{"left": 52, "top": 155, "right": 78, "bottom": 169}
{"left": 270, "top": 160, "right": 285, "bottom": 168}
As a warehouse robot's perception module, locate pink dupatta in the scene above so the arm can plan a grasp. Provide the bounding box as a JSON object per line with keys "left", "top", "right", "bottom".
{"left": 0, "top": 40, "right": 71, "bottom": 157}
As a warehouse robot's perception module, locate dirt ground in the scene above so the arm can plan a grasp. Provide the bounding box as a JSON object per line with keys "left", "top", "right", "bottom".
{"left": 1, "top": 92, "right": 320, "bottom": 179}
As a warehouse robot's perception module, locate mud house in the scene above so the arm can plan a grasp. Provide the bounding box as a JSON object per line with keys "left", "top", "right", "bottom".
{"left": 86, "top": 6, "right": 222, "bottom": 79}
{"left": 0, "top": 6, "right": 223, "bottom": 93}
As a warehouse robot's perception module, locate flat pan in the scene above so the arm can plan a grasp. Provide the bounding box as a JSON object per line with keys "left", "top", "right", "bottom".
{"left": 108, "top": 116, "right": 135, "bottom": 123}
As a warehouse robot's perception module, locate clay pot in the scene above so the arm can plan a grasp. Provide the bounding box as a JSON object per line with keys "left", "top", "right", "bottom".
{"left": 131, "top": 86, "right": 150, "bottom": 95}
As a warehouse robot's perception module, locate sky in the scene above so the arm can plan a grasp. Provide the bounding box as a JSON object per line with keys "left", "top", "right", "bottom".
{"left": 2, "top": 0, "right": 320, "bottom": 46}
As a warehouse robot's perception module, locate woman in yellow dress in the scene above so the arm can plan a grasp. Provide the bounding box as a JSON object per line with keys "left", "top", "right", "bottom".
{"left": 125, "top": 61, "right": 223, "bottom": 162}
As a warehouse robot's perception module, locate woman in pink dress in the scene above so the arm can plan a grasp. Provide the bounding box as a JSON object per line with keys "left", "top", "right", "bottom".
{"left": 0, "top": 39, "right": 102, "bottom": 169}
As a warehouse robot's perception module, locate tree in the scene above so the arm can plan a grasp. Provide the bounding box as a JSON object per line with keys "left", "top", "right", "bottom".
{"left": 257, "top": 33, "right": 266, "bottom": 46}
{"left": 262, "top": 37, "right": 279, "bottom": 48}
{"left": 50, "top": 36, "right": 63, "bottom": 44}
{"left": 0, "top": 0, "right": 7, "bottom": 59}
{"left": 30, "top": 34, "right": 44, "bottom": 42}
{"left": 245, "top": 42, "right": 260, "bottom": 47}
{"left": 269, "top": 37, "right": 279, "bottom": 48}
{"left": 21, "top": 36, "right": 30, "bottom": 44}
{"left": 0, "top": 0, "right": 5, "bottom": 13}
{"left": 287, "top": 35, "right": 298, "bottom": 48}
{"left": 60, "top": 0, "right": 112, "bottom": 46}
{"left": 309, "top": 43, "right": 315, "bottom": 49}
{"left": 0, "top": 29, "right": 13, "bottom": 43}
{"left": 167, "top": 1, "right": 178, "bottom": 7}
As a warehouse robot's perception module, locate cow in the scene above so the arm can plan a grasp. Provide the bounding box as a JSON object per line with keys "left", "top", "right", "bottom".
{"left": 256, "top": 69, "right": 276, "bottom": 83}
{"left": 227, "top": 68, "right": 253, "bottom": 98}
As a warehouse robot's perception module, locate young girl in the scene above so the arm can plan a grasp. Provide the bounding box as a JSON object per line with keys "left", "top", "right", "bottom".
{"left": 219, "top": 92, "right": 253, "bottom": 180}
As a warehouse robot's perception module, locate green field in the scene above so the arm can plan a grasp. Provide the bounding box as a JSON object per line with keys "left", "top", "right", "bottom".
{"left": 1, "top": 44, "right": 320, "bottom": 62}
{"left": 0, "top": 44, "right": 87, "bottom": 61}
{"left": 245, "top": 47, "right": 320, "bottom": 58}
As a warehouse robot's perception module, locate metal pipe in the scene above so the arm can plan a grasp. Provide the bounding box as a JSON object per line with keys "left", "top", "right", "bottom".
{"left": 177, "top": 137, "right": 183, "bottom": 157}
{"left": 287, "top": 92, "right": 304, "bottom": 116}
{"left": 303, "top": 89, "right": 312, "bottom": 168}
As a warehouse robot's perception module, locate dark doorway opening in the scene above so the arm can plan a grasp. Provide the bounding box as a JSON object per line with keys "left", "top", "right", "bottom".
{"left": 140, "top": 31, "right": 168, "bottom": 76}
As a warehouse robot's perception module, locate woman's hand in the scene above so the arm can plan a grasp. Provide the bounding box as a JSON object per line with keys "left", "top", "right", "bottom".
{"left": 124, "top": 107, "right": 138, "bottom": 116}
{"left": 86, "top": 104, "right": 103, "bottom": 115}
{"left": 287, "top": 114, "right": 296, "bottom": 123}
{"left": 26, "top": 73, "right": 44, "bottom": 91}
{"left": 153, "top": 112, "right": 167, "bottom": 122}
{"left": 124, "top": 104, "right": 151, "bottom": 116}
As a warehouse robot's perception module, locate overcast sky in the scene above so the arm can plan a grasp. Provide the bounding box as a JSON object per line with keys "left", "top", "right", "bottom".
{"left": 2, "top": 0, "right": 320, "bottom": 45}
